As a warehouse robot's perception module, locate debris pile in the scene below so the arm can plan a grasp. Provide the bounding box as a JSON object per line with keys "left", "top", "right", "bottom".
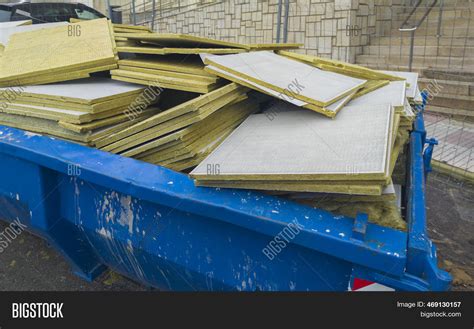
{"left": 0, "top": 78, "right": 158, "bottom": 146}
{"left": 0, "top": 20, "right": 425, "bottom": 230}
{"left": 113, "top": 55, "right": 224, "bottom": 93}
{"left": 96, "top": 83, "right": 261, "bottom": 170}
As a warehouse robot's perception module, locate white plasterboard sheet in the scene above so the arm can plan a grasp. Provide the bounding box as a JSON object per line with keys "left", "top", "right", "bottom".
{"left": 0, "top": 22, "right": 68, "bottom": 46}
{"left": 380, "top": 70, "right": 418, "bottom": 98}
{"left": 0, "top": 78, "right": 143, "bottom": 101}
{"left": 348, "top": 81, "right": 406, "bottom": 108}
{"left": 205, "top": 51, "right": 366, "bottom": 105}
{"left": 192, "top": 101, "right": 393, "bottom": 176}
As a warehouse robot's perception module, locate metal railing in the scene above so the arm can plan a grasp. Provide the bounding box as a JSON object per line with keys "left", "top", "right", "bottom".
{"left": 399, "top": 0, "right": 440, "bottom": 71}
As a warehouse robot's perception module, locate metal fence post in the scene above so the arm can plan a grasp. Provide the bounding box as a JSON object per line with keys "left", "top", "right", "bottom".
{"left": 151, "top": 0, "right": 156, "bottom": 31}
{"left": 283, "top": 0, "right": 290, "bottom": 43}
{"left": 132, "top": 0, "right": 137, "bottom": 25}
{"left": 436, "top": 0, "right": 444, "bottom": 37}
{"left": 276, "top": 0, "right": 283, "bottom": 43}
{"left": 409, "top": 29, "right": 415, "bottom": 72}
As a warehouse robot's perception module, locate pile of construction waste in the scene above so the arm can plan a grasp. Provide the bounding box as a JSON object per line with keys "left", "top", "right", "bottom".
{"left": 0, "top": 18, "right": 425, "bottom": 231}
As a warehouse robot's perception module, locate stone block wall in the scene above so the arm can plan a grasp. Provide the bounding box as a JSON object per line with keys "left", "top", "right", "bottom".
{"left": 121, "top": 0, "right": 413, "bottom": 62}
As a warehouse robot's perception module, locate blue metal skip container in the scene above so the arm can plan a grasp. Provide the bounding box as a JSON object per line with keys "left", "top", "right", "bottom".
{"left": 0, "top": 111, "right": 451, "bottom": 291}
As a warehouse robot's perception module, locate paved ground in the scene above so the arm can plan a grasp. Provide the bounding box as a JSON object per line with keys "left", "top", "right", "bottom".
{"left": 0, "top": 225, "right": 145, "bottom": 291}
{"left": 0, "top": 172, "right": 472, "bottom": 291}
{"left": 425, "top": 172, "right": 474, "bottom": 291}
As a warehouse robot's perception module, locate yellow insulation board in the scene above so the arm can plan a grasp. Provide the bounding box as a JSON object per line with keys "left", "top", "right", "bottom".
{"left": 118, "top": 56, "right": 215, "bottom": 77}
{"left": 117, "top": 46, "right": 246, "bottom": 55}
{"left": 277, "top": 50, "right": 405, "bottom": 81}
{"left": 95, "top": 83, "right": 245, "bottom": 148}
{"left": 125, "top": 99, "right": 256, "bottom": 158}
{"left": 0, "top": 19, "right": 116, "bottom": 85}
{"left": 101, "top": 92, "right": 248, "bottom": 153}
{"left": 115, "top": 32, "right": 250, "bottom": 49}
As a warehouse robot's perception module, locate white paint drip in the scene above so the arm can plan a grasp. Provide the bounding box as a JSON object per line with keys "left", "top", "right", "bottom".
{"left": 24, "top": 131, "right": 41, "bottom": 138}
{"left": 118, "top": 195, "right": 134, "bottom": 234}
{"left": 97, "top": 227, "right": 112, "bottom": 239}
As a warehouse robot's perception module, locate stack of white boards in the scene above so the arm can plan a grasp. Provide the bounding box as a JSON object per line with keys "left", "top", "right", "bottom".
{"left": 204, "top": 51, "right": 368, "bottom": 117}
{"left": 190, "top": 100, "right": 410, "bottom": 230}
{"left": 0, "top": 78, "right": 159, "bottom": 146}
{"left": 191, "top": 101, "right": 399, "bottom": 196}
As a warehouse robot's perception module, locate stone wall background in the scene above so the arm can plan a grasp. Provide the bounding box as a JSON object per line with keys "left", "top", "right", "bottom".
{"left": 120, "top": 0, "right": 412, "bottom": 63}
{"left": 1, "top": 0, "right": 412, "bottom": 63}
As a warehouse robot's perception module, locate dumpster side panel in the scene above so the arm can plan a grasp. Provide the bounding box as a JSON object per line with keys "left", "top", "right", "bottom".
{"left": 59, "top": 176, "right": 354, "bottom": 291}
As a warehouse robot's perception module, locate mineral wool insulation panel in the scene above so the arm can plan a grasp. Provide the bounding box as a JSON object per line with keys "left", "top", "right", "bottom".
{"left": 118, "top": 56, "right": 210, "bottom": 76}
{"left": 191, "top": 102, "right": 394, "bottom": 180}
{"left": 120, "top": 33, "right": 248, "bottom": 49}
{"left": 206, "top": 64, "right": 356, "bottom": 115}
{"left": 0, "top": 78, "right": 143, "bottom": 104}
{"left": 380, "top": 70, "right": 418, "bottom": 99}
{"left": 0, "top": 22, "right": 68, "bottom": 47}
{"left": 204, "top": 51, "right": 366, "bottom": 106}
{"left": 206, "top": 65, "right": 307, "bottom": 106}
{"left": 347, "top": 80, "right": 406, "bottom": 109}
{"left": 0, "top": 19, "right": 115, "bottom": 82}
